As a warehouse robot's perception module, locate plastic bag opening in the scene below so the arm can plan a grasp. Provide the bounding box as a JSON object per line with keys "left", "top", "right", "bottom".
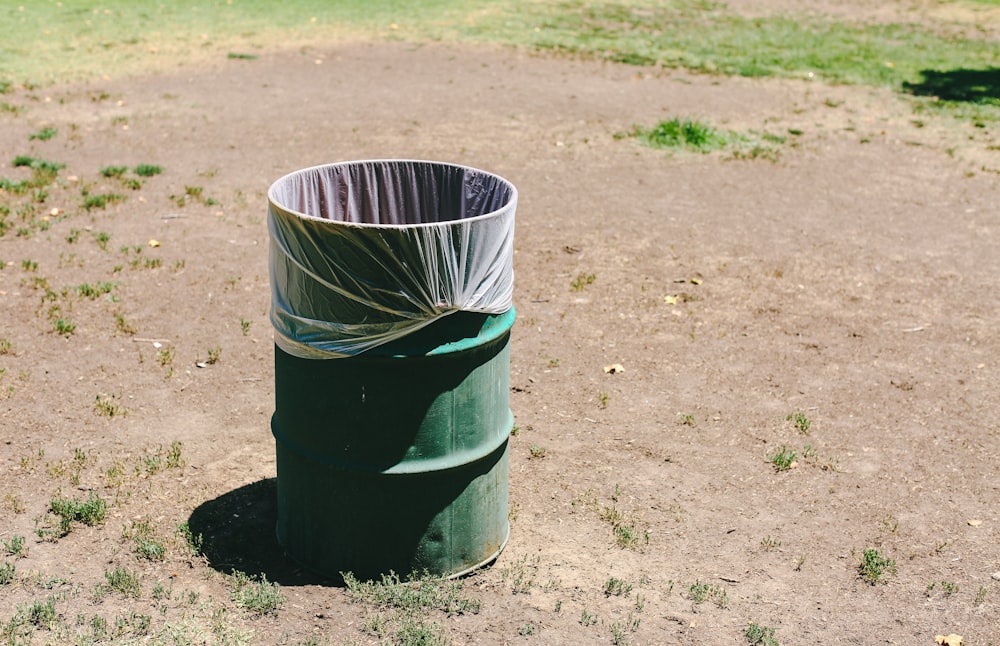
{"left": 268, "top": 160, "right": 517, "bottom": 359}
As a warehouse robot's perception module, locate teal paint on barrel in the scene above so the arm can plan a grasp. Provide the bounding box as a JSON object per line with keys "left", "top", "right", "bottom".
{"left": 272, "top": 308, "right": 514, "bottom": 580}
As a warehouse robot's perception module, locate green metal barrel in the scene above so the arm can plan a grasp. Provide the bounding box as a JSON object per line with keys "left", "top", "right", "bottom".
{"left": 272, "top": 308, "right": 514, "bottom": 580}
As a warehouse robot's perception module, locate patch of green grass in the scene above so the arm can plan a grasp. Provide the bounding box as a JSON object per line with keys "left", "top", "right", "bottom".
{"left": 628, "top": 117, "right": 786, "bottom": 159}
{"left": 570, "top": 272, "right": 596, "bottom": 291}
{"left": 746, "top": 622, "right": 780, "bottom": 646}
{"left": 688, "top": 580, "right": 729, "bottom": 608}
{"left": 787, "top": 412, "right": 811, "bottom": 434}
{"left": 53, "top": 318, "right": 76, "bottom": 336}
{"left": 858, "top": 548, "right": 896, "bottom": 585}
{"left": 0, "top": 561, "right": 15, "bottom": 585}
{"left": 227, "top": 52, "right": 258, "bottom": 60}
{"left": 83, "top": 193, "right": 125, "bottom": 211}
{"left": 20, "top": 597, "right": 57, "bottom": 629}
{"left": 133, "top": 164, "right": 163, "bottom": 177}
{"left": 2, "top": 535, "right": 27, "bottom": 558}
{"left": 769, "top": 445, "right": 797, "bottom": 472}
{"left": 343, "top": 570, "right": 481, "bottom": 615}
{"left": 100, "top": 165, "right": 129, "bottom": 178}
{"left": 75, "top": 281, "right": 117, "bottom": 299}
{"left": 45, "top": 491, "right": 108, "bottom": 537}
{"left": 105, "top": 567, "right": 142, "bottom": 597}
{"left": 95, "top": 392, "right": 124, "bottom": 418}
{"left": 604, "top": 577, "right": 633, "bottom": 597}
{"left": 229, "top": 570, "right": 285, "bottom": 616}
{"left": 28, "top": 127, "right": 58, "bottom": 141}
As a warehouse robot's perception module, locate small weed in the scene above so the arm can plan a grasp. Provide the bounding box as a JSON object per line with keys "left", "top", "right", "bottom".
{"left": 54, "top": 318, "right": 76, "bottom": 336}
{"left": 229, "top": 570, "right": 285, "bottom": 616}
{"left": 580, "top": 609, "right": 599, "bottom": 626}
{"left": 518, "top": 623, "right": 536, "bottom": 636}
{"left": 100, "top": 165, "right": 128, "bottom": 178}
{"left": 0, "top": 338, "right": 11, "bottom": 355}
{"left": 529, "top": 444, "right": 547, "bottom": 458}
{"left": 688, "top": 580, "right": 729, "bottom": 608}
{"left": 92, "top": 230, "right": 110, "bottom": 250}
{"left": 65, "top": 228, "right": 80, "bottom": 243}
{"left": 760, "top": 535, "right": 781, "bottom": 551}
{"left": 745, "top": 622, "right": 780, "bottom": 646}
{"left": 610, "top": 613, "right": 640, "bottom": 645}
{"left": 105, "top": 567, "right": 141, "bottom": 597}
{"left": 343, "top": 569, "right": 480, "bottom": 614}
{"left": 857, "top": 548, "right": 896, "bottom": 585}
{"left": 2, "top": 535, "right": 27, "bottom": 558}
{"left": 176, "top": 522, "right": 204, "bottom": 555}
{"left": 679, "top": 413, "right": 696, "bottom": 426}
{"left": 47, "top": 491, "right": 108, "bottom": 536}
{"left": 974, "top": 586, "right": 988, "bottom": 606}
{"left": 598, "top": 392, "right": 609, "bottom": 409}
{"left": 0, "top": 560, "right": 15, "bottom": 585}
{"left": 114, "top": 311, "right": 137, "bottom": 335}
{"left": 22, "top": 597, "right": 57, "bottom": 629}
{"left": 228, "top": 52, "right": 259, "bottom": 60}
{"left": 769, "top": 445, "right": 797, "bottom": 472}
{"left": 75, "top": 281, "right": 116, "bottom": 299}
{"left": 500, "top": 555, "right": 539, "bottom": 595}
{"left": 205, "top": 346, "right": 222, "bottom": 365}
{"left": 787, "top": 412, "right": 811, "bottom": 434}
{"left": 94, "top": 392, "right": 124, "bottom": 418}
{"left": 134, "top": 164, "right": 163, "bottom": 177}
{"left": 83, "top": 193, "right": 125, "bottom": 210}
{"left": 5, "top": 493, "right": 25, "bottom": 514}
{"left": 570, "top": 272, "right": 596, "bottom": 291}
{"left": 157, "top": 346, "right": 175, "bottom": 367}
{"left": 604, "top": 577, "right": 633, "bottom": 597}
{"left": 240, "top": 317, "right": 251, "bottom": 335}
{"left": 29, "top": 127, "right": 58, "bottom": 141}
{"left": 21, "top": 258, "right": 38, "bottom": 271}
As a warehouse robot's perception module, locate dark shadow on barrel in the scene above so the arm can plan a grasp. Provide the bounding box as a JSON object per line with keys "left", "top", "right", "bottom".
{"left": 187, "top": 478, "right": 332, "bottom": 586}
{"left": 902, "top": 68, "right": 1000, "bottom": 104}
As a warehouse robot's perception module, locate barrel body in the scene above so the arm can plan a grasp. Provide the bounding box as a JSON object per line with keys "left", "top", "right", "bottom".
{"left": 272, "top": 309, "right": 514, "bottom": 580}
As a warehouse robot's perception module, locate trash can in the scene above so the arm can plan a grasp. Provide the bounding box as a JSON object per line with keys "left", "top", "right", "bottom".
{"left": 267, "top": 160, "right": 517, "bottom": 581}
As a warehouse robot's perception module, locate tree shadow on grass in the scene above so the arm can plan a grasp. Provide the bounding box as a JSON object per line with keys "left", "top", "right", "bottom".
{"left": 902, "top": 67, "right": 1000, "bottom": 104}
{"left": 187, "top": 478, "right": 333, "bottom": 586}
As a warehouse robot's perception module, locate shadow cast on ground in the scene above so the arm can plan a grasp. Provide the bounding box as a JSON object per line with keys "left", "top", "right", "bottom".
{"left": 187, "top": 478, "right": 334, "bottom": 587}
{"left": 902, "top": 67, "right": 1000, "bottom": 104}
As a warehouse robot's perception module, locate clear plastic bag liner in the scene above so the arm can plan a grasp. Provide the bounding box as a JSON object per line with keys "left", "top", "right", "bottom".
{"left": 268, "top": 160, "right": 517, "bottom": 359}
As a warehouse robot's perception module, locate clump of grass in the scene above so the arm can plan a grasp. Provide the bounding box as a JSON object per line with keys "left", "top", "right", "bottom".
{"left": 2, "top": 535, "right": 27, "bottom": 558}
{"left": 133, "top": 164, "right": 163, "bottom": 177}
{"left": 105, "top": 567, "right": 141, "bottom": 597}
{"left": 20, "top": 597, "right": 57, "bottom": 629}
{"left": 570, "top": 272, "right": 596, "bottom": 291}
{"left": 83, "top": 193, "right": 125, "bottom": 211}
{"left": 45, "top": 491, "right": 108, "bottom": 537}
{"left": 787, "top": 412, "right": 811, "bottom": 434}
{"left": 769, "top": 445, "right": 797, "bottom": 472}
{"left": 745, "top": 622, "right": 780, "bottom": 646}
{"left": 343, "top": 570, "right": 481, "bottom": 615}
{"left": 229, "top": 571, "right": 285, "bottom": 616}
{"left": 123, "top": 518, "right": 166, "bottom": 561}
{"left": 100, "top": 165, "right": 128, "bottom": 178}
{"left": 0, "top": 561, "right": 15, "bottom": 585}
{"left": 75, "top": 281, "right": 116, "bottom": 299}
{"left": 632, "top": 118, "right": 728, "bottom": 152}
{"left": 858, "top": 548, "right": 896, "bottom": 585}
{"left": 94, "top": 392, "right": 124, "bottom": 418}
{"left": 29, "top": 127, "right": 58, "bottom": 141}
{"left": 529, "top": 444, "right": 547, "bottom": 458}
{"left": 628, "top": 117, "right": 785, "bottom": 159}
{"left": 688, "top": 580, "right": 729, "bottom": 608}
{"left": 604, "top": 577, "right": 633, "bottom": 597}
{"left": 53, "top": 318, "right": 76, "bottom": 336}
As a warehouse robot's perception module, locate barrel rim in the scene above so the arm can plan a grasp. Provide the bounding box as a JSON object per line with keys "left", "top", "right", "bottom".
{"left": 267, "top": 159, "right": 518, "bottom": 230}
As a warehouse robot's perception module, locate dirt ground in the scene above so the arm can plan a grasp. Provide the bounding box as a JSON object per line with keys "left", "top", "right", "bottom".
{"left": 0, "top": 29, "right": 998, "bottom": 646}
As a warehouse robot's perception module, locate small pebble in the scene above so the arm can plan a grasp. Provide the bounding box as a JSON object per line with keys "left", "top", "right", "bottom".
{"left": 992, "top": 572, "right": 1000, "bottom": 581}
